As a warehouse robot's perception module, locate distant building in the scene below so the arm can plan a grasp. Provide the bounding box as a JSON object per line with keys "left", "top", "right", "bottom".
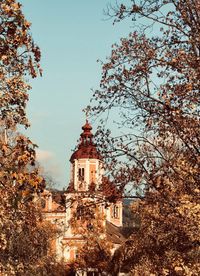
{"left": 41, "top": 120, "right": 125, "bottom": 265}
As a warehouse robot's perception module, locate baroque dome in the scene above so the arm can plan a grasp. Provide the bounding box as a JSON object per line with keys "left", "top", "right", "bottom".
{"left": 70, "top": 120, "right": 101, "bottom": 162}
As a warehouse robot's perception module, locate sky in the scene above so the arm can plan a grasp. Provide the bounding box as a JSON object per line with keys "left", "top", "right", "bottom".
{"left": 19, "top": 0, "right": 131, "bottom": 189}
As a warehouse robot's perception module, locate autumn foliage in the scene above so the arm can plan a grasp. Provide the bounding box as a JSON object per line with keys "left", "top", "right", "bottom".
{"left": 0, "top": 1, "right": 65, "bottom": 275}
{"left": 69, "top": 200, "right": 112, "bottom": 274}
{"left": 89, "top": 0, "right": 200, "bottom": 274}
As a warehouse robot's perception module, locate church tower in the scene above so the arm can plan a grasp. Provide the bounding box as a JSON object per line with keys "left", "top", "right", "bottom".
{"left": 69, "top": 120, "right": 103, "bottom": 192}
{"left": 66, "top": 120, "right": 122, "bottom": 228}
{"left": 42, "top": 120, "right": 124, "bottom": 264}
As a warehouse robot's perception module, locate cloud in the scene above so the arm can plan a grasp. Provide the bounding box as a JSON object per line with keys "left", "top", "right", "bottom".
{"left": 36, "top": 149, "right": 63, "bottom": 188}
{"left": 36, "top": 149, "right": 54, "bottom": 161}
{"left": 29, "top": 111, "right": 50, "bottom": 125}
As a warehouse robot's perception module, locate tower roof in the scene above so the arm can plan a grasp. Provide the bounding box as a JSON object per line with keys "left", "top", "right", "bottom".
{"left": 70, "top": 120, "right": 101, "bottom": 162}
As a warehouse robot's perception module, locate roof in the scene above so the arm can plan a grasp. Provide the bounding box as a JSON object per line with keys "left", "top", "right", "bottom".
{"left": 106, "top": 221, "right": 125, "bottom": 245}
{"left": 70, "top": 120, "right": 101, "bottom": 162}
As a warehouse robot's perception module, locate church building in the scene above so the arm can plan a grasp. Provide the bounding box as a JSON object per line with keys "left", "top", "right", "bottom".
{"left": 42, "top": 120, "right": 124, "bottom": 265}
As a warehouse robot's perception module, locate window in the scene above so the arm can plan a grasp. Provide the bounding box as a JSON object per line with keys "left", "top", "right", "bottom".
{"left": 87, "top": 222, "right": 94, "bottom": 231}
{"left": 78, "top": 168, "right": 84, "bottom": 181}
{"left": 76, "top": 205, "right": 84, "bottom": 219}
{"left": 113, "top": 205, "right": 119, "bottom": 219}
{"left": 91, "top": 170, "right": 96, "bottom": 181}
{"left": 75, "top": 248, "right": 79, "bottom": 260}
{"left": 41, "top": 198, "right": 46, "bottom": 209}
{"left": 76, "top": 205, "right": 95, "bottom": 220}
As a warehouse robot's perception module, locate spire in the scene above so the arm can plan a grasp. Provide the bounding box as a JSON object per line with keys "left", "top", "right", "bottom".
{"left": 70, "top": 120, "right": 101, "bottom": 162}
{"left": 80, "top": 120, "right": 93, "bottom": 146}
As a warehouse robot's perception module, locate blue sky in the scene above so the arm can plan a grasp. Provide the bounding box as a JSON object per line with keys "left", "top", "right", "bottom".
{"left": 20, "top": 0, "right": 131, "bottom": 189}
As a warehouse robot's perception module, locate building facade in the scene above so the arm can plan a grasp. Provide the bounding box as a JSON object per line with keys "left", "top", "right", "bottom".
{"left": 42, "top": 121, "right": 124, "bottom": 265}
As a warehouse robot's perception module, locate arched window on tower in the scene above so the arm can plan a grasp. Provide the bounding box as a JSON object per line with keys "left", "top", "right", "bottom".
{"left": 78, "top": 168, "right": 85, "bottom": 181}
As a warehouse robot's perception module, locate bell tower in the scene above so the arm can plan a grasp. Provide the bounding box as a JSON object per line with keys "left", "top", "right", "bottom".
{"left": 42, "top": 120, "right": 124, "bottom": 263}
{"left": 69, "top": 120, "right": 103, "bottom": 192}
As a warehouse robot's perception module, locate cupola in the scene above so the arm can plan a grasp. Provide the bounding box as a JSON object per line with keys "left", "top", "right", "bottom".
{"left": 70, "top": 120, "right": 101, "bottom": 162}
{"left": 69, "top": 120, "right": 103, "bottom": 192}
